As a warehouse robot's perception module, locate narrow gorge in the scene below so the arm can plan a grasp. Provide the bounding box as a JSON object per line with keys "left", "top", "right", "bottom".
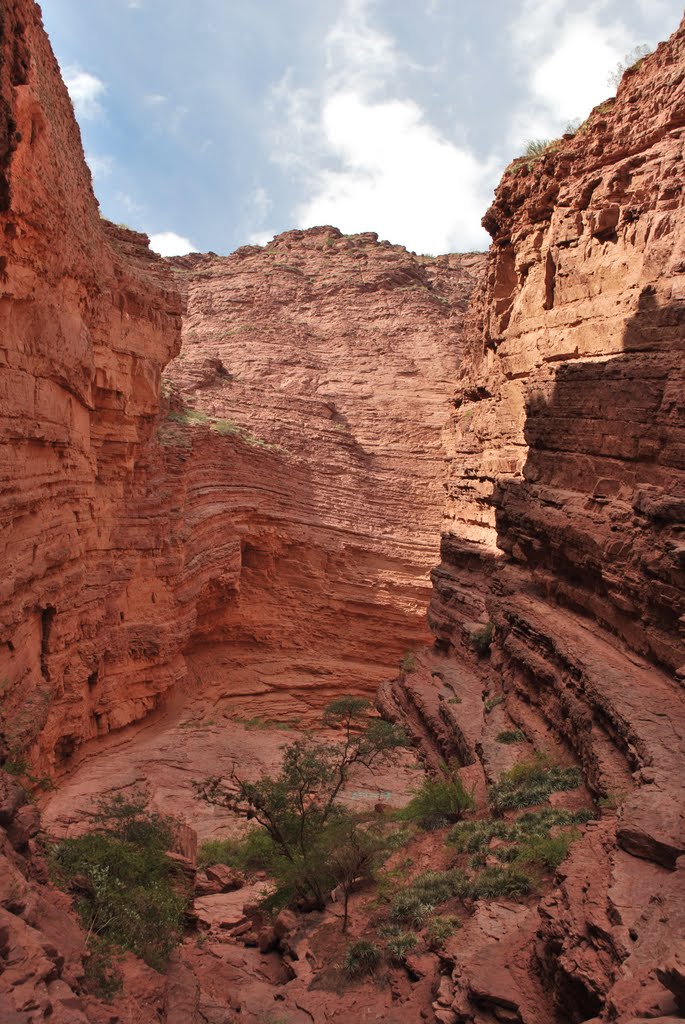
{"left": 1, "top": 2, "right": 684, "bottom": 1023}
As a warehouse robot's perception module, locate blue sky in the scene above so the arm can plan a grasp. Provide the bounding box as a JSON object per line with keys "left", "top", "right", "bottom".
{"left": 40, "top": 0, "right": 683, "bottom": 256}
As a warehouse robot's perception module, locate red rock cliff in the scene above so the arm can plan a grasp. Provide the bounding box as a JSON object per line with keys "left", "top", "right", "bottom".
{"left": 417, "top": 17, "right": 685, "bottom": 1022}
{"left": 161, "top": 235, "right": 484, "bottom": 716}
{"left": 0, "top": 1, "right": 484, "bottom": 774}
{"left": 0, "top": 0, "right": 184, "bottom": 770}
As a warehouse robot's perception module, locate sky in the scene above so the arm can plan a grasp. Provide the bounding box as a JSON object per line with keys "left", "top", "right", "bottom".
{"left": 40, "top": 0, "right": 683, "bottom": 257}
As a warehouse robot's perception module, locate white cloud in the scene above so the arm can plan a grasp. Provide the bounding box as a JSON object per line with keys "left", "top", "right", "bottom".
{"left": 531, "top": 14, "right": 628, "bottom": 120}
{"left": 85, "top": 152, "right": 113, "bottom": 179}
{"left": 149, "top": 231, "right": 197, "bottom": 256}
{"left": 64, "top": 66, "right": 106, "bottom": 120}
{"left": 508, "top": 2, "right": 630, "bottom": 145}
{"left": 248, "top": 231, "right": 274, "bottom": 246}
{"left": 250, "top": 187, "right": 272, "bottom": 221}
{"left": 297, "top": 92, "right": 493, "bottom": 252}
{"left": 143, "top": 93, "right": 167, "bottom": 107}
{"left": 325, "top": 0, "right": 399, "bottom": 89}
{"left": 268, "top": 0, "right": 494, "bottom": 254}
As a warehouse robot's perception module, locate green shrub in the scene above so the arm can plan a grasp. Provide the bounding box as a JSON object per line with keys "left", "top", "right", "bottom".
{"left": 468, "top": 866, "right": 532, "bottom": 899}
{"left": 425, "top": 914, "right": 461, "bottom": 950}
{"left": 496, "top": 729, "right": 525, "bottom": 744}
{"left": 343, "top": 940, "right": 381, "bottom": 978}
{"left": 484, "top": 694, "right": 504, "bottom": 713}
{"left": 489, "top": 757, "right": 582, "bottom": 813}
{"left": 386, "top": 932, "right": 418, "bottom": 964}
{"left": 524, "top": 138, "right": 553, "bottom": 159}
{"left": 449, "top": 807, "right": 591, "bottom": 855}
{"left": 514, "top": 831, "right": 577, "bottom": 870}
{"left": 50, "top": 794, "right": 187, "bottom": 971}
{"left": 470, "top": 623, "right": 494, "bottom": 655}
{"left": 390, "top": 892, "right": 435, "bottom": 927}
{"left": 390, "top": 868, "right": 467, "bottom": 925}
{"left": 400, "top": 651, "right": 416, "bottom": 673}
{"left": 449, "top": 818, "right": 503, "bottom": 854}
{"left": 398, "top": 768, "right": 475, "bottom": 829}
{"left": 410, "top": 869, "right": 468, "bottom": 905}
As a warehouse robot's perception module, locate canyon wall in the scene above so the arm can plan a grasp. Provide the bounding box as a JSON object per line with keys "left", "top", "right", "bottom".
{"left": 0, "top": 0, "right": 483, "bottom": 775}
{"left": 0, "top": 0, "right": 184, "bottom": 771}
{"left": 414, "top": 17, "right": 685, "bottom": 1023}
{"left": 162, "top": 236, "right": 483, "bottom": 716}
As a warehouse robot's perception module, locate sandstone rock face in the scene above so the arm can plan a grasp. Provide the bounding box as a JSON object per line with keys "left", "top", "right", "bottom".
{"left": 418, "top": 17, "right": 685, "bottom": 1022}
{"left": 162, "top": 233, "right": 484, "bottom": 715}
{"left": 0, "top": 0, "right": 183, "bottom": 772}
{"left": 0, "top": 0, "right": 483, "bottom": 774}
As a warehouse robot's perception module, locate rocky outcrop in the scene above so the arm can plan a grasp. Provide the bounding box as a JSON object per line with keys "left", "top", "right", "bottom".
{"left": 417, "top": 17, "right": 685, "bottom": 1022}
{"left": 0, "top": 0, "right": 185, "bottom": 772}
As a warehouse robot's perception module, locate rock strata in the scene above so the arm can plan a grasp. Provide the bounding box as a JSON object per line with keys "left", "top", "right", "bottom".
{"left": 0, "top": 0, "right": 483, "bottom": 774}
{"left": 414, "top": 16, "right": 685, "bottom": 1022}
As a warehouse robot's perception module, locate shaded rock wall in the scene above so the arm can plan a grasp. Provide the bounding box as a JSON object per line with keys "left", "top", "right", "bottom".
{"left": 420, "top": 17, "right": 685, "bottom": 1023}
{"left": 0, "top": 0, "right": 185, "bottom": 771}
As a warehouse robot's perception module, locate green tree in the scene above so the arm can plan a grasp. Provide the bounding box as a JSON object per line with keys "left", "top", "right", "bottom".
{"left": 196, "top": 697, "right": 405, "bottom": 910}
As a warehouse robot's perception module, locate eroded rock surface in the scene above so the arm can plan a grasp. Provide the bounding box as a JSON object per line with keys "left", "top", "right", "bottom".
{"left": 0, "top": 0, "right": 483, "bottom": 777}
{"left": 406, "top": 16, "right": 685, "bottom": 1022}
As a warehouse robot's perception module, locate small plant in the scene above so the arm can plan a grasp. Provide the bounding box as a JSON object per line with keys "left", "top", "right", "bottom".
{"left": 167, "top": 408, "right": 209, "bottom": 425}
{"left": 524, "top": 138, "right": 553, "bottom": 159}
{"left": 400, "top": 650, "right": 417, "bottom": 673}
{"left": 397, "top": 766, "right": 475, "bottom": 829}
{"left": 489, "top": 757, "right": 583, "bottom": 814}
{"left": 410, "top": 868, "right": 468, "bottom": 905}
{"left": 425, "top": 914, "right": 461, "bottom": 950}
{"left": 468, "top": 866, "right": 532, "bottom": 899}
{"left": 608, "top": 44, "right": 651, "bottom": 90}
{"left": 390, "top": 868, "right": 467, "bottom": 925}
{"left": 343, "top": 939, "right": 380, "bottom": 978}
{"left": 448, "top": 696, "right": 462, "bottom": 705}
{"left": 496, "top": 729, "right": 525, "bottom": 744}
{"left": 484, "top": 694, "right": 505, "bottom": 713}
{"left": 386, "top": 931, "right": 418, "bottom": 964}
{"left": 515, "top": 831, "right": 577, "bottom": 870}
{"left": 390, "top": 892, "right": 434, "bottom": 927}
{"left": 470, "top": 623, "right": 494, "bottom": 656}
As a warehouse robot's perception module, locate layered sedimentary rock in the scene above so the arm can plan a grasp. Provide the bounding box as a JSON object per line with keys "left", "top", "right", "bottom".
{"left": 162, "top": 235, "right": 483, "bottom": 715}
{"left": 0, "top": 0, "right": 483, "bottom": 776}
{"left": 409, "top": 17, "right": 685, "bottom": 1022}
{"left": 0, "top": 0, "right": 183, "bottom": 771}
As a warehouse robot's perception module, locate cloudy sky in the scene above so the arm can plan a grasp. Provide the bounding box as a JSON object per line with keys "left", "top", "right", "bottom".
{"left": 41, "top": 0, "right": 683, "bottom": 256}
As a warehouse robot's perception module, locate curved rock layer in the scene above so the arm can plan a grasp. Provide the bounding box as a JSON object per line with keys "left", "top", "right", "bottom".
{"left": 162, "top": 234, "right": 484, "bottom": 717}
{"left": 410, "top": 17, "right": 685, "bottom": 1022}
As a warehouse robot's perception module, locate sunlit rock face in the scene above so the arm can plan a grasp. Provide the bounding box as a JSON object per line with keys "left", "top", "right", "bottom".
{"left": 160, "top": 234, "right": 484, "bottom": 719}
